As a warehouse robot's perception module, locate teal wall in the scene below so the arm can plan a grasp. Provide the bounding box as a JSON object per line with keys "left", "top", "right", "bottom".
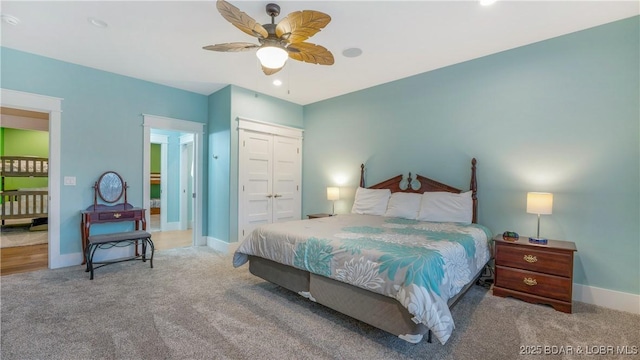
{"left": 303, "top": 17, "right": 639, "bottom": 295}
{"left": 208, "top": 85, "right": 303, "bottom": 243}
{"left": 1, "top": 47, "right": 208, "bottom": 253}
{"left": 208, "top": 86, "right": 231, "bottom": 242}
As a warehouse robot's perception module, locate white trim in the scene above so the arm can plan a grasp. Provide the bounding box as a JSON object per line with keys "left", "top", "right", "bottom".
{"left": 207, "top": 237, "right": 240, "bottom": 254}
{"left": 1, "top": 88, "right": 64, "bottom": 269}
{"left": 179, "top": 140, "right": 194, "bottom": 231}
{"left": 179, "top": 133, "right": 194, "bottom": 144}
{"left": 237, "top": 117, "right": 304, "bottom": 139}
{"left": 163, "top": 221, "right": 181, "bottom": 232}
{"left": 143, "top": 114, "right": 204, "bottom": 133}
{"left": 142, "top": 114, "right": 205, "bottom": 247}
{"left": 573, "top": 284, "right": 640, "bottom": 314}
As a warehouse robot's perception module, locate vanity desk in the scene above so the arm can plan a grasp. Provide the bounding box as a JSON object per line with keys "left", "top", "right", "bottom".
{"left": 80, "top": 204, "right": 147, "bottom": 262}
{"left": 80, "top": 171, "right": 148, "bottom": 265}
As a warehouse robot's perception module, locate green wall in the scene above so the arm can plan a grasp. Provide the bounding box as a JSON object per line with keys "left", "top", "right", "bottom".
{"left": 1, "top": 128, "right": 49, "bottom": 189}
{"left": 302, "top": 17, "right": 639, "bottom": 295}
{"left": 150, "top": 143, "right": 160, "bottom": 199}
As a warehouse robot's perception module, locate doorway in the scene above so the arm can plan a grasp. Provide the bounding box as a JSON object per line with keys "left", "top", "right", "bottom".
{"left": 0, "top": 107, "right": 50, "bottom": 275}
{"left": 0, "top": 88, "right": 63, "bottom": 269}
{"left": 142, "top": 115, "right": 204, "bottom": 248}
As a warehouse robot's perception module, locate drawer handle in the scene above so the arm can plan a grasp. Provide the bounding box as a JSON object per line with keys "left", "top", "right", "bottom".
{"left": 113, "top": 213, "right": 122, "bottom": 219}
{"left": 523, "top": 254, "right": 537, "bottom": 263}
{"left": 523, "top": 277, "right": 538, "bottom": 286}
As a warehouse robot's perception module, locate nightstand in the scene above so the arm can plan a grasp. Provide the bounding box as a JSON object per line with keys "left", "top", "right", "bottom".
{"left": 493, "top": 235, "right": 577, "bottom": 313}
{"left": 307, "top": 213, "right": 333, "bottom": 219}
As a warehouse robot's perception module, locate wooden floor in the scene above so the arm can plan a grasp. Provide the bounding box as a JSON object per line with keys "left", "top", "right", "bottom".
{"left": 1, "top": 243, "right": 49, "bottom": 276}
{"left": 0, "top": 229, "right": 193, "bottom": 276}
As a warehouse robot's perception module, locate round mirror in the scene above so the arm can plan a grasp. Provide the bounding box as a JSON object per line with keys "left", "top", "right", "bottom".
{"left": 97, "top": 171, "right": 124, "bottom": 203}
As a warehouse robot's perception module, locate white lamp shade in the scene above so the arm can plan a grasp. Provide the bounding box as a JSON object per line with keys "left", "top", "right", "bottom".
{"left": 526, "top": 192, "right": 553, "bottom": 215}
{"left": 327, "top": 187, "right": 340, "bottom": 201}
{"left": 256, "top": 46, "right": 288, "bottom": 69}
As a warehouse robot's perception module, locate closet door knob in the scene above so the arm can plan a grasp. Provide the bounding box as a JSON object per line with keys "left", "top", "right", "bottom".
{"left": 273, "top": 194, "right": 282, "bottom": 198}
{"left": 266, "top": 194, "right": 273, "bottom": 198}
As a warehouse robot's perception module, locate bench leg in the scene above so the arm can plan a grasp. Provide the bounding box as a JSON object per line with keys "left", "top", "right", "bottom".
{"left": 146, "top": 238, "right": 155, "bottom": 268}
{"left": 88, "top": 245, "right": 99, "bottom": 280}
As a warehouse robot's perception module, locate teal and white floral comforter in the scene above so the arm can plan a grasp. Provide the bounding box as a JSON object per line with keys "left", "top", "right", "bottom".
{"left": 233, "top": 214, "right": 492, "bottom": 344}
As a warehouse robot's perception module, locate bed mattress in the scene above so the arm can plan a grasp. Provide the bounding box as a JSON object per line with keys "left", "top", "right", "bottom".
{"left": 234, "top": 214, "right": 491, "bottom": 344}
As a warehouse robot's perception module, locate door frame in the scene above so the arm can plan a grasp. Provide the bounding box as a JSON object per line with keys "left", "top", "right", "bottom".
{"left": 179, "top": 134, "right": 194, "bottom": 231}
{"left": 1, "top": 88, "right": 64, "bottom": 268}
{"left": 142, "top": 114, "right": 205, "bottom": 246}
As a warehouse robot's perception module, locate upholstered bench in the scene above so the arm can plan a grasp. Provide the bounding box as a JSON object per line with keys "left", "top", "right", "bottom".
{"left": 85, "top": 230, "right": 154, "bottom": 280}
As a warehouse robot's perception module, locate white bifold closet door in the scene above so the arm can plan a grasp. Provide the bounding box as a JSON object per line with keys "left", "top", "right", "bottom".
{"left": 238, "top": 120, "right": 302, "bottom": 240}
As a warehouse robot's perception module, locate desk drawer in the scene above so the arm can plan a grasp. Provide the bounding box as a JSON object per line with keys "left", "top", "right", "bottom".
{"left": 495, "top": 244, "right": 573, "bottom": 277}
{"left": 98, "top": 211, "right": 136, "bottom": 221}
{"left": 495, "top": 266, "right": 571, "bottom": 302}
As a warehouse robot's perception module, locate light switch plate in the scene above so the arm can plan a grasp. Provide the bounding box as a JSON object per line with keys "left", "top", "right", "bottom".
{"left": 63, "top": 176, "right": 76, "bottom": 186}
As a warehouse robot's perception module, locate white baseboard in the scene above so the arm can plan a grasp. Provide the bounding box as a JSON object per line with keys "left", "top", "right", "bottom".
{"left": 206, "top": 237, "right": 240, "bottom": 254}
{"left": 49, "top": 246, "right": 136, "bottom": 269}
{"left": 574, "top": 283, "right": 640, "bottom": 315}
{"left": 50, "top": 252, "right": 84, "bottom": 269}
{"left": 163, "top": 221, "right": 181, "bottom": 232}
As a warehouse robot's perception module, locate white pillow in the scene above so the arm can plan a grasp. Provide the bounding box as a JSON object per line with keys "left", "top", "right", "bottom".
{"left": 384, "top": 192, "right": 423, "bottom": 219}
{"left": 351, "top": 187, "right": 391, "bottom": 216}
{"left": 417, "top": 191, "right": 473, "bottom": 223}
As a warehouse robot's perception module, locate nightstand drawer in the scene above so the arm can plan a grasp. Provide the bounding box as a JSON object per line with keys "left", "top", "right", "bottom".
{"left": 495, "top": 265, "right": 572, "bottom": 302}
{"left": 496, "top": 244, "right": 573, "bottom": 277}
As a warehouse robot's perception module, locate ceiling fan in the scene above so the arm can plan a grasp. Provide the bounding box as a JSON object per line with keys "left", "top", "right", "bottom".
{"left": 203, "top": 0, "right": 334, "bottom": 76}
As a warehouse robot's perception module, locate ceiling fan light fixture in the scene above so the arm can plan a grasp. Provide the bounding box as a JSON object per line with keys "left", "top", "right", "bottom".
{"left": 256, "top": 46, "right": 288, "bottom": 69}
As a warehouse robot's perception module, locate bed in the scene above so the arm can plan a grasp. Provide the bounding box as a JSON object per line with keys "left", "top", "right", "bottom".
{"left": 1, "top": 156, "right": 49, "bottom": 222}
{"left": 233, "top": 158, "right": 492, "bottom": 344}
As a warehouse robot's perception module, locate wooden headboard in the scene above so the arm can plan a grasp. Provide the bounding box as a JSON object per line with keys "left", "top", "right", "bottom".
{"left": 359, "top": 158, "right": 478, "bottom": 223}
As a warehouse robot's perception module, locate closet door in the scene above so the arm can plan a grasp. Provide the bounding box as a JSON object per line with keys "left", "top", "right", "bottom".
{"left": 272, "top": 135, "right": 301, "bottom": 223}
{"left": 240, "top": 131, "right": 273, "bottom": 237}
{"left": 238, "top": 120, "right": 302, "bottom": 240}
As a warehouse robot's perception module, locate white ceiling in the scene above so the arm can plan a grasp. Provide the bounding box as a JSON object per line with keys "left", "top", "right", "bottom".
{"left": 1, "top": 1, "right": 638, "bottom": 105}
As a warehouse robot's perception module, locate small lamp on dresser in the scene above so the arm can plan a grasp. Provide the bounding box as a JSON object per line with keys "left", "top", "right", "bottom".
{"left": 327, "top": 187, "right": 340, "bottom": 215}
{"left": 526, "top": 192, "right": 553, "bottom": 244}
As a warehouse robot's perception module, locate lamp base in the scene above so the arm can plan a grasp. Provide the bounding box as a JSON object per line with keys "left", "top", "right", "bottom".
{"left": 528, "top": 237, "right": 548, "bottom": 245}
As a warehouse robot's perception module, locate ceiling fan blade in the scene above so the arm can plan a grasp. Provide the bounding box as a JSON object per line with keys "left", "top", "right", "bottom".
{"left": 287, "top": 42, "right": 334, "bottom": 65}
{"left": 216, "top": 0, "right": 268, "bottom": 39}
{"left": 203, "top": 42, "right": 259, "bottom": 52}
{"left": 262, "top": 65, "right": 283, "bottom": 76}
{"left": 275, "top": 10, "right": 331, "bottom": 44}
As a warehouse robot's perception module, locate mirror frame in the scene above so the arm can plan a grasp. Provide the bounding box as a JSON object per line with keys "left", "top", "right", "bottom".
{"left": 97, "top": 171, "right": 124, "bottom": 203}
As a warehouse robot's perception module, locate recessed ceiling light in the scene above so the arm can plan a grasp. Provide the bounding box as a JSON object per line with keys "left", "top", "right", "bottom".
{"left": 273, "top": 79, "right": 283, "bottom": 86}
{"left": 1, "top": 14, "right": 21, "bottom": 26}
{"left": 342, "top": 47, "right": 363, "bottom": 58}
{"left": 479, "top": 0, "right": 498, "bottom": 6}
{"left": 88, "top": 17, "right": 108, "bottom": 28}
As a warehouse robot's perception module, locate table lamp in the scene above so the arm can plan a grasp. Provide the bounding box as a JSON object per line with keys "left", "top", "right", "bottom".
{"left": 526, "top": 192, "right": 553, "bottom": 244}
{"left": 327, "top": 187, "right": 340, "bottom": 215}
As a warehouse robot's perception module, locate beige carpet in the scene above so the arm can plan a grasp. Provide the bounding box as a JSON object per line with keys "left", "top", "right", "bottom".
{"left": 0, "top": 224, "right": 47, "bottom": 248}
{"left": 1, "top": 247, "right": 638, "bottom": 359}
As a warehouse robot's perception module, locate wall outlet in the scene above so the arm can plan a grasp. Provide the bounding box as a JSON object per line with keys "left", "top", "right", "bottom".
{"left": 63, "top": 176, "right": 76, "bottom": 186}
